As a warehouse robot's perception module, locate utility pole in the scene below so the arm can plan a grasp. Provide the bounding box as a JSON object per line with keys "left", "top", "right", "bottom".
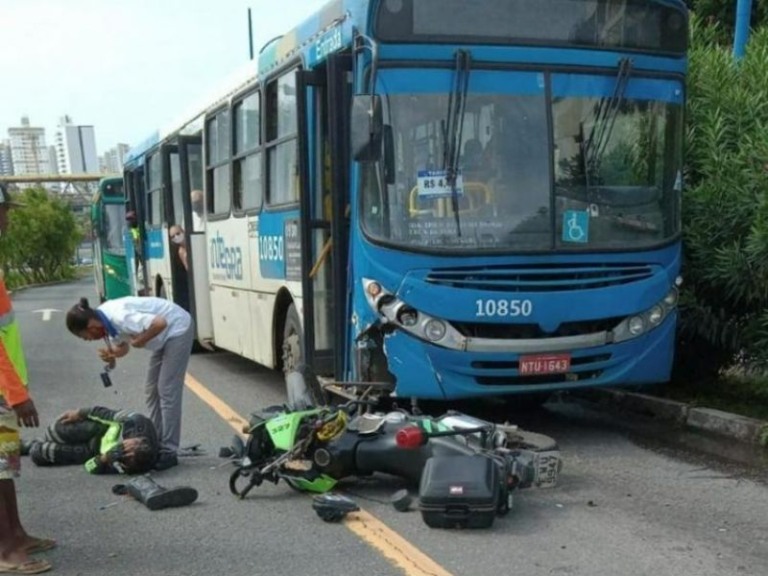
{"left": 733, "top": 0, "right": 753, "bottom": 60}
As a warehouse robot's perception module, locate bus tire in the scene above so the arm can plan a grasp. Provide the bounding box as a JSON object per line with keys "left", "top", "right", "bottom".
{"left": 281, "top": 303, "right": 303, "bottom": 374}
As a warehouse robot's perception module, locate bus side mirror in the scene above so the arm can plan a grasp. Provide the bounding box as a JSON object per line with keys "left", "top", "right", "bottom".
{"left": 90, "top": 204, "right": 101, "bottom": 228}
{"left": 351, "top": 94, "right": 383, "bottom": 162}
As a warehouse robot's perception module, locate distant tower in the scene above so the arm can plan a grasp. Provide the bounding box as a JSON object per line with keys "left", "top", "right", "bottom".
{"left": 0, "top": 140, "right": 14, "bottom": 176}
{"left": 55, "top": 115, "right": 99, "bottom": 174}
{"left": 103, "top": 143, "right": 130, "bottom": 174}
{"left": 8, "top": 116, "right": 50, "bottom": 178}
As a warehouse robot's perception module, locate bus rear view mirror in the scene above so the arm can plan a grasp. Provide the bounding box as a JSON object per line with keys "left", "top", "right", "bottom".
{"left": 351, "top": 94, "right": 383, "bottom": 162}
{"left": 90, "top": 204, "right": 101, "bottom": 228}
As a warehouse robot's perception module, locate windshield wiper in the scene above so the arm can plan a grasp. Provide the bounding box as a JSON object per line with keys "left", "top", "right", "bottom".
{"left": 583, "top": 57, "right": 633, "bottom": 184}
{"left": 442, "top": 49, "right": 471, "bottom": 237}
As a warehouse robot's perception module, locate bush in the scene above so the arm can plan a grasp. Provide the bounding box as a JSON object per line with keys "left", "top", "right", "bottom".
{"left": 677, "top": 22, "right": 768, "bottom": 382}
{"left": 685, "top": 0, "right": 768, "bottom": 45}
{"left": 0, "top": 187, "right": 83, "bottom": 289}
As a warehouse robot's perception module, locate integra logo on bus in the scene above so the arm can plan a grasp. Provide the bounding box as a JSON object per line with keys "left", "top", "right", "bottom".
{"left": 209, "top": 232, "right": 243, "bottom": 280}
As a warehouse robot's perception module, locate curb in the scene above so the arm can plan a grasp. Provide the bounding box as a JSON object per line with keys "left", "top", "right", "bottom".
{"left": 8, "top": 275, "right": 91, "bottom": 296}
{"left": 575, "top": 388, "right": 768, "bottom": 447}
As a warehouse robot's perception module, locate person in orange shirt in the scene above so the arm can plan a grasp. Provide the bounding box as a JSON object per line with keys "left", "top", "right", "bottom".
{"left": 0, "top": 184, "right": 54, "bottom": 574}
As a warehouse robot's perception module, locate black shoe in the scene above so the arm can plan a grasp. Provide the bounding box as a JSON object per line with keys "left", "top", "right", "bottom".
{"left": 144, "top": 486, "right": 198, "bottom": 511}
{"left": 153, "top": 454, "right": 179, "bottom": 471}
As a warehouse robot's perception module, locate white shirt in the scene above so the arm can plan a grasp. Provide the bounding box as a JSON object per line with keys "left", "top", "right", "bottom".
{"left": 98, "top": 297, "right": 191, "bottom": 351}
{"left": 191, "top": 211, "right": 204, "bottom": 233}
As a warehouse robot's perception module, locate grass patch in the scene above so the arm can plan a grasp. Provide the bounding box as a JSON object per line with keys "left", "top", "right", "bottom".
{"left": 660, "top": 373, "right": 768, "bottom": 421}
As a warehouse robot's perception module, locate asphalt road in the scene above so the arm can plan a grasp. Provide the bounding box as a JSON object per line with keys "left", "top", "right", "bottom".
{"left": 11, "top": 278, "right": 768, "bottom": 576}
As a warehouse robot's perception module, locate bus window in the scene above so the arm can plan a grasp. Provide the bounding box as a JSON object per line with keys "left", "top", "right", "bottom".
{"left": 102, "top": 203, "right": 126, "bottom": 254}
{"left": 206, "top": 111, "right": 231, "bottom": 215}
{"left": 147, "top": 151, "right": 163, "bottom": 227}
{"left": 233, "top": 90, "right": 263, "bottom": 211}
{"left": 187, "top": 144, "right": 203, "bottom": 192}
{"left": 266, "top": 71, "right": 299, "bottom": 206}
{"left": 170, "top": 152, "right": 184, "bottom": 226}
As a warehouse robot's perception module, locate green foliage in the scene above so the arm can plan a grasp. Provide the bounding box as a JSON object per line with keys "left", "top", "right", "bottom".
{"left": 0, "top": 187, "right": 83, "bottom": 289}
{"left": 685, "top": 0, "right": 768, "bottom": 45}
{"left": 677, "top": 22, "right": 768, "bottom": 382}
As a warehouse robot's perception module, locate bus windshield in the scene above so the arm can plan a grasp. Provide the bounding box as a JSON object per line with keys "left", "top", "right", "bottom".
{"left": 360, "top": 69, "right": 683, "bottom": 253}
{"left": 101, "top": 203, "right": 126, "bottom": 254}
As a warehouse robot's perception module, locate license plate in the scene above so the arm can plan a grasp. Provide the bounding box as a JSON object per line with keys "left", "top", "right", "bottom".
{"left": 519, "top": 353, "right": 571, "bottom": 375}
{"left": 533, "top": 450, "right": 561, "bottom": 489}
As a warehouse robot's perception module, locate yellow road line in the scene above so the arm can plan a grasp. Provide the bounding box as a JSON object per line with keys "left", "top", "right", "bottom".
{"left": 184, "top": 373, "right": 249, "bottom": 434}
{"left": 184, "top": 372, "right": 454, "bottom": 576}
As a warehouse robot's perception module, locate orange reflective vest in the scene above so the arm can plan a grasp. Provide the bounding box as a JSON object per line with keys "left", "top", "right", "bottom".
{"left": 0, "top": 277, "right": 29, "bottom": 407}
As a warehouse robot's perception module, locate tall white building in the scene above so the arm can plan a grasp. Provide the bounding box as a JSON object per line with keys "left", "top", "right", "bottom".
{"left": 8, "top": 116, "right": 50, "bottom": 176}
{"left": 102, "top": 143, "right": 130, "bottom": 174}
{"left": 55, "top": 115, "right": 99, "bottom": 174}
{"left": 0, "top": 141, "right": 13, "bottom": 176}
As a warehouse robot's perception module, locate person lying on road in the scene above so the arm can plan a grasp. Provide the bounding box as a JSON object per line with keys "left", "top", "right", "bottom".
{"left": 23, "top": 406, "right": 159, "bottom": 475}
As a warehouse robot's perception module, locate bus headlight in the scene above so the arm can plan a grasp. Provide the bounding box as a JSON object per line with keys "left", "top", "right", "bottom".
{"left": 424, "top": 319, "right": 446, "bottom": 342}
{"left": 628, "top": 316, "right": 645, "bottom": 335}
{"left": 663, "top": 287, "right": 679, "bottom": 308}
{"left": 397, "top": 307, "right": 419, "bottom": 327}
{"left": 361, "top": 278, "right": 464, "bottom": 349}
{"left": 613, "top": 286, "right": 680, "bottom": 343}
{"left": 648, "top": 305, "right": 664, "bottom": 326}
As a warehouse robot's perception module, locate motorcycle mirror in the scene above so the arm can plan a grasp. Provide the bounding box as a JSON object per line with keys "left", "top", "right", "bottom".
{"left": 395, "top": 425, "right": 427, "bottom": 449}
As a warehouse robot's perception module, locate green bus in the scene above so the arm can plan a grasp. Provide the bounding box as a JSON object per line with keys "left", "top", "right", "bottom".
{"left": 91, "top": 177, "right": 131, "bottom": 301}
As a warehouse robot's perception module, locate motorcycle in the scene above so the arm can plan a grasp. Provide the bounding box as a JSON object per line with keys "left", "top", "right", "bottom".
{"left": 222, "top": 372, "right": 562, "bottom": 526}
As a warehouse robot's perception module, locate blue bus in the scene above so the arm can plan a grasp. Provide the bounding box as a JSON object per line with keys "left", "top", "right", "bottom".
{"left": 124, "top": 0, "right": 687, "bottom": 403}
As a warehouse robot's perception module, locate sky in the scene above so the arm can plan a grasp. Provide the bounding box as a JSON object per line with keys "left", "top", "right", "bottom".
{"left": 0, "top": 0, "right": 328, "bottom": 155}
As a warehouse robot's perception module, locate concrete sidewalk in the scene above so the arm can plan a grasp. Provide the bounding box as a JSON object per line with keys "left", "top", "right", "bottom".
{"left": 576, "top": 388, "right": 768, "bottom": 446}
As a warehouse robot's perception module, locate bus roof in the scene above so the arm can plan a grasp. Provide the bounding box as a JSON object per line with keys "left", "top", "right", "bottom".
{"left": 125, "top": 61, "right": 257, "bottom": 165}
{"left": 125, "top": 0, "right": 688, "bottom": 165}
{"left": 125, "top": 0, "right": 364, "bottom": 166}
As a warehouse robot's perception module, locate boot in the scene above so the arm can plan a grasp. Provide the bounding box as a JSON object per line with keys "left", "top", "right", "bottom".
{"left": 125, "top": 475, "right": 198, "bottom": 511}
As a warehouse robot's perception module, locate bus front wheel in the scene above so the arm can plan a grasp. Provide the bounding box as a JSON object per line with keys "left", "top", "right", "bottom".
{"left": 281, "top": 303, "right": 303, "bottom": 374}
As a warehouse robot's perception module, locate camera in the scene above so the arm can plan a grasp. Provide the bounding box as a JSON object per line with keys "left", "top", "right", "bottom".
{"left": 100, "top": 365, "right": 114, "bottom": 388}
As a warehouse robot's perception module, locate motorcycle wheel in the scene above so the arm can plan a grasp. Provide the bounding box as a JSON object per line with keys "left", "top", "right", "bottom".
{"left": 506, "top": 429, "right": 558, "bottom": 452}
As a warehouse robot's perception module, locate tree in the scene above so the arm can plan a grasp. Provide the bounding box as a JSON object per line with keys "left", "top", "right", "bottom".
{"left": 0, "top": 187, "right": 83, "bottom": 288}
{"left": 676, "top": 22, "right": 768, "bottom": 381}
{"left": 685, "top": 0, "right": 768, "bottom": 45}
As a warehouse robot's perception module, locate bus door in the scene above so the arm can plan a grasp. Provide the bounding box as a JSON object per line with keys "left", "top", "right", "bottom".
{"left": 178, "top": 135, "right": 214, "bottom": 344}
{"left": 297, "top": 52, "right": 352, "bottom": 378}
{"left": 124, "top": 165, "right": 148, "bottom": 296}
{"left": 166, "top": 143, "right": 189, "bottom": 311}
{"left": 143, "top": 146, "right": 173, "bottom": 299}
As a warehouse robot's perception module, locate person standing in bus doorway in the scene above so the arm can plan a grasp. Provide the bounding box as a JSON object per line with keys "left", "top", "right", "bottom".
{"left": 190, "top": 190, "right": 204, "bottom": 232}
{"left": 126, "top": 211, "right": 147, "bottom": 296}
{"left": 169, "top": 225, "right": 188, "bottom": 271}
{"left": 0, "top": 184, "right": 55, "bottom": 575}
{"left": 64, "top": 296, "right": 194, "bottom": 471}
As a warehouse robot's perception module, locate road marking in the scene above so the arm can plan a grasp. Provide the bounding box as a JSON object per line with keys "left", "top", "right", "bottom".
{"left": 184, "top": 373, "right": 249, "bottom": 434}
{"left": 184, "top": 372, "right": 454, "bottom": 576}
{"left": 33, "top": 308, "right": 60, "bottom": 321}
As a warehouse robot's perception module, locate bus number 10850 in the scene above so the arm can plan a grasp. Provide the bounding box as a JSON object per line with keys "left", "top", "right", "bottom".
{"left": 475, "top": 299, "right": 533, "bottom": 318}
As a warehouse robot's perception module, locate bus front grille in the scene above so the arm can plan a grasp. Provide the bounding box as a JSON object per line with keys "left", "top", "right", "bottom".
{"left": 454, "top": 318, "right": 622, "bottom": 339}
{"left": 426, "top": 263, "right": 654, "bottom": 292}
{"left": 475, "top": 370, "right": 605, "bottom": 386}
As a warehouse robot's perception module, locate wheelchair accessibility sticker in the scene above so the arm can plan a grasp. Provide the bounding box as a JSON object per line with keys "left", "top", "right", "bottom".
{"left": 563, "top": 210, "right": 589, "bottom": 243}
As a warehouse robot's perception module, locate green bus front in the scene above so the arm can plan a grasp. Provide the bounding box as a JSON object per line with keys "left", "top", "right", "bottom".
{"left": 92, "top": 177, "right": 132, "bottom": 301}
